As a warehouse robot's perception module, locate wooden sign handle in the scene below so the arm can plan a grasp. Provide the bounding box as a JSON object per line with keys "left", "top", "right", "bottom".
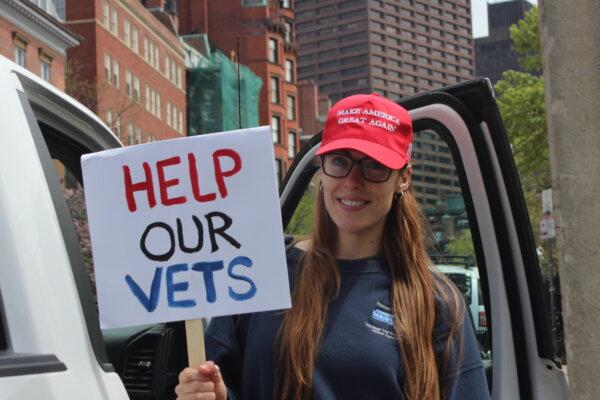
{"left": 185, "top": 318, "right": 206, "bottom": 367}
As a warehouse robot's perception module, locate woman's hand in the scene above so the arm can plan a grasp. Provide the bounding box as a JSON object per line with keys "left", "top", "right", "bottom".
{"left": 175, "top": 361, "right": 228, "bottom": 400}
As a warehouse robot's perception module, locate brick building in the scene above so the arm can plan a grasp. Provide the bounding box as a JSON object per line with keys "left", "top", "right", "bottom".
{"left": 475, "top": 0, "right": 533, "bottom": 84}
{"left": 297, "top": 79, "right": 330, "bottom": 142}
{"left": 295, "top": 0, "right": 475, "bottom": 206}
{"left": 0, "top": 0, "right": 79, "bottom": 90}
{"left": 65, "top": 0, "right": 186, "bottom": 144}
{"left": 178, "top": 0, "right": 299, "bottom": 182}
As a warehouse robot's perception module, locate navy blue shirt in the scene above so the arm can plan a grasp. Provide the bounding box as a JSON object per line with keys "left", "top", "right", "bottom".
{"left": 206, "top": 247, "right": 490, "bottom": 399}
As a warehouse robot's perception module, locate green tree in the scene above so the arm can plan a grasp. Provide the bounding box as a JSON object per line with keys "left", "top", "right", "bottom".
{"left": 285, "top": 190, "right": 315, "bottom": 236}
{"left": 510, "top": 6, "right": 542, "bottom": 73}
{"left": 494, "top": 6, "right": 550, "bottom": 251}
{"left": 445, "top": 229, "right": 475, "bottom": 262}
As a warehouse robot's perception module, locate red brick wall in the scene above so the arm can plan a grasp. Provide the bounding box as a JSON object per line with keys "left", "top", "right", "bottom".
{"left": 66, "top": 0, "right": 187, "bottom": 143}
{"left": 178, "top": 0, "right": 208, "bottom": 35}
{"left": 298, "top": 80, "right": 318, "bottom": 137}
{"left": 198, "top": 1, "right": 300, "bottom": 172}
{"left": 0, "top": 17, "right": 68, "bottom": 90}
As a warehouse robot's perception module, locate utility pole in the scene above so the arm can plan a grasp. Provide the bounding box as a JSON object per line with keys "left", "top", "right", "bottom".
{"left": 540, "top": 0, "right": 600, "bottom": 396}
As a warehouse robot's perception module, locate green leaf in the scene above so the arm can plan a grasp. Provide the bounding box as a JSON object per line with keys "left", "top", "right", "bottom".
{"left": 510, "top": 6, "right": 542, "bottom": 73}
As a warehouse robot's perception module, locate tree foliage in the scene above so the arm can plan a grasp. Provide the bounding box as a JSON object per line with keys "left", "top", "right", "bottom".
{"left": 445, "top": 229, "right": 475, "bottom": 261}
{"left": 65, "top": 60, "right": 97, "bottom": 111}
{"left": 495, "top": 71, "right": 548, "bottom": 185}
{"left": 285, "top": 189, "right": 315, "bottom": 236}
{"left": 495, "top": 6, "right": 550, "bottom": 247}
{"left": 509, "top": 6, "right": 542, "bottom": 73}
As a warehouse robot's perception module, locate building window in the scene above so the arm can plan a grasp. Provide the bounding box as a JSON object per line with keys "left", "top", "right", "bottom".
{"left": 39, "top": 51, "right": 51, "bottom": 82}
{"left": 268, "top": 38, "right": 278, "bottom": 63}
{"left": 165, "top": 57, "right": 170, "bottom": 80}
{"left": 282, "top": 0, "right": 290, "bottom": 8}
{"left": 124, "top": 19, "right": 130, "bottom": 47}
{"left": 135, "top": 126, "right": 142, "bottom": 144}
{"left": 14, "top": 45, "right": 26, "bottom": 67}
{"left": 131, "top": 26, "right": 139, "bottom": 54}
{"left": 148, "top": 41, "right": 154, "bottom": 65}
{"left": 13, "top": 33, "right": 28, "bottom": 67}
{"left": 104, "top": 53, "right": 111, "bottom": 81}
{"left": 153, "top": 45, "right": 160, "bottom": 69}
{"left": 145, "top": 85, "right": 150, "bottom": 110}
{"left": 156, "top": 93, "right": 161, "bottom": 119}
{"left": 242, "top": 0, "right": 267, "bottom": 6}
{"left": 286, "top": 95, "right": 296, "bottom": 120}
{"left": 106, "top": 109, "right": 112, "bottom": 128}
{"left": 166, "top": 101, "right": 172, "bottom": 127}
{"left": 171, "top": 60, "right": 177, "bottom": 82}
{"left": 284, "top": 21, "right": 293, "bottom": 44}
{"left": 102, "top": 0, "right": 109, "bottom": 28}
{"left": 178, "top": 110, "right": 183, "bottom": 134}
{"left": 125, "top": 69, "right": 132, "bottom": 97}
{"left": 110, "top": 7, "right": 118, "bottom": 36}
{"left": 133, "top": 76, "right": 140, "bottom": 102}
{"left": 150, "top": 88, "right": 155, "bottom": 114}
{"left": 288, "top": 131, "right": 296, "bottom": 158}
{"left": 40, "top": 60, "right": 51, "bottom": 81}
{"left": 271, "top": 115, "right": 281, "bottom": 143}
{"left": 144, "top": 40, "right": 160, "bottom": 69}
{"left": 114, "top": 115, "right": 121, "bottom": 137}
{"left": 285, "top": 59, "right": 294, "bottom": 82}
{"left": 127, "top": 122, "right": 134, "bottom": 145}
{"left": 270, "top": 76, "right": 280, "bottom": 103}
{"left": 275, "top": 158, "right": 283, "bottom": 184}
{"left": 112, "top": 59, "right": 120, "bottom": 88}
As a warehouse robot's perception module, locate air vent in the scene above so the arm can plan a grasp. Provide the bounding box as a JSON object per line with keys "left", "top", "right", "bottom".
{"left": 122, "top": 335, "right": 157, "bottom": 395}
{"left": 120, "top": 324, "right": 187, "bottom": 400}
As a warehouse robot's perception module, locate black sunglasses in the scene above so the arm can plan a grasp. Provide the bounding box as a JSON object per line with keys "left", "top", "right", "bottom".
{"left": 320, "top": 152, "right": 392, "bottom": 183}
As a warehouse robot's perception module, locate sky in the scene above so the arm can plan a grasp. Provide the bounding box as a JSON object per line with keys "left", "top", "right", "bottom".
{"left": 471, "top": 0, "right": 537, "bottom": 38}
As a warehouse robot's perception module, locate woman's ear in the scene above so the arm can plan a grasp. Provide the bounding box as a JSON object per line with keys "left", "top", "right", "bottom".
{"left": 397, "top": 164, "right": 412, "bottom": 193}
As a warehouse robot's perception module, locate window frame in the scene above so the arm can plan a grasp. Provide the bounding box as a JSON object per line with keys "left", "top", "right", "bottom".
{"left": 271, "top": 114, "right": 281, "bottom": 144}
{"left": 285, "top": 59, "right": 294, "bottom": 83}
{"left": 270, "top": 75, "right": 280, "bottom": 104}
{"left": 286, "top": 95, "right": 296, "bottom": 121}
{"left": 268, "top": 38, "right": 279, "bottom": 64}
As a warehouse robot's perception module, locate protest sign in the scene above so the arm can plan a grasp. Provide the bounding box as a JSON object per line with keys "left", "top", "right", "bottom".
{"left": 82, "top": 126, "right": 291, "bottom": 331}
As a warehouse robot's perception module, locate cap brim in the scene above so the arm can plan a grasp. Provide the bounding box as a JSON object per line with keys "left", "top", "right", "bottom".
{"left": 316, "top": 138, "right": 408, "bottom": 169}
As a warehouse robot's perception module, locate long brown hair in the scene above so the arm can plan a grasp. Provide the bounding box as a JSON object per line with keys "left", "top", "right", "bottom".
{"left": 276, "top": 174, "right": 464, "bottom": 400}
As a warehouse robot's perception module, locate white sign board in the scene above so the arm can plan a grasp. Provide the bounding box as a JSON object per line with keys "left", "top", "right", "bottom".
{"left": 82, "top": 126, "right": 291, "bottom": 329}
{"left": 542, "top": 189, "right": 553, "bottom": 214}
{"left": 540, "top": 215, "right": 556, "bottom": 240}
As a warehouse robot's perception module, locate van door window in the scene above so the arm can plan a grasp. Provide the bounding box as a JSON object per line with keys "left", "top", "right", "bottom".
{"left": 412, "top": 128, "right": 490, "bottom": 358}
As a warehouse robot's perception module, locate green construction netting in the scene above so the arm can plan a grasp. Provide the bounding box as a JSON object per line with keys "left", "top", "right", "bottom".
{"left": 187, "top": 50, "right": 262, "bottom": 135}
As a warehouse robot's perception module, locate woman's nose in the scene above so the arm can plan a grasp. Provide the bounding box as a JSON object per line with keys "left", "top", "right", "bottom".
{"left": 343, "top": 163, "right": 364, "bottom": 186}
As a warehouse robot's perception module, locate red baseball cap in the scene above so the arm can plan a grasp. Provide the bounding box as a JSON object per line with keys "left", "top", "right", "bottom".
{"left": 316, "top": 93, "right": 413, "bottom": 169}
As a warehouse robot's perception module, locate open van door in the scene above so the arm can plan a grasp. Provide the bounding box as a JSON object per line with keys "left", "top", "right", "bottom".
{"left": 280, "top": 78, "right": 568, "bottom": 400}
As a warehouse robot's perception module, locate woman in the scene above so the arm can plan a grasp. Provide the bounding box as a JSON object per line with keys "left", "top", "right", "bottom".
{"left": 175, "top": 94, "right": 490, "bottom": 400}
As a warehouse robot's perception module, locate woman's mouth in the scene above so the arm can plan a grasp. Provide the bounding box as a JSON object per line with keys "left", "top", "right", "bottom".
{"left": 337, "top": 197, "right": 369, "bottom": 210}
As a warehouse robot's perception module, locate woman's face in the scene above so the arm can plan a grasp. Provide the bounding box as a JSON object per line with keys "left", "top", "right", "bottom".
{"left": 320, "top": 150, "right": 409, "bottom": 239}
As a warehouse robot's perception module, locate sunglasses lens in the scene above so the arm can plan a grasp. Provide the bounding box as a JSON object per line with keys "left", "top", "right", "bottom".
{"left": 323, "top": 154, "right": 351, "bottom": 177}
{"left": 361, "top": 159, "right": 391, "bottom": 182}
{"left": 322, "top": 153, "right": 392, "bottom": 182}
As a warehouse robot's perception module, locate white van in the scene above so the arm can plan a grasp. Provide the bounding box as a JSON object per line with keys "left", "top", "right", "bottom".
{"left": 436, "top": 264, "right": 486, "bottom": 335}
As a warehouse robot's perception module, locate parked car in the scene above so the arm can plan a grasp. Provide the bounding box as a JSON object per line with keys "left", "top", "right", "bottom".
{"left": 0, "top": 55, "right": 568, "bottom": 399}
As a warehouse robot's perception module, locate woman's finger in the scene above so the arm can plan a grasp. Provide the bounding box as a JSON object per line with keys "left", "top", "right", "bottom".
{"left": 176, "top": 393, "right": 217, "bottom": 400}
{"left": 178, "top": 366, "right": 212, "bottom": 383}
